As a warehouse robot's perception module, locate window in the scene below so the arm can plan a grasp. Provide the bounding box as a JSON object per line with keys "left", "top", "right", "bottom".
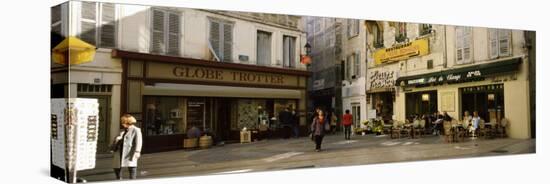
{"left": 209, "top": 19, "right": 233, "bottom": 62}
{"left": 395, "top": 22, "right": 407, "bottom": 42}
{"left": 353, "top": 52, "right": 360, "bottom": 77}
{"left": 372, "top": 23, "right": 384, "bottom": 48}
{"left": 347, "top": 19, "right": 360, "bottom": 38}
{"left": 456, "top": 26, "right": 473, "bottom": 64}
{"left": 489, "top": 29, "right": 512, "bottom": 59}
{"left": 419, "top": 24, "right": 432, "bottom": 36}
{"left": 51, "top": 4, "right": 63, "bottom": 35}
{"left": 257, "top": 31, "right": 272, "bottom": 66}
{"left": 345, "top": 55, "right": 352, "bottom": 80}
{"left": 151, "top": 9, "right": 181, "bottom": 55}
{"left": 283, "top": 35, "right": 296, "bottom": 68}
{"left": 314, "top": 19, "right": 321, "bottom": 33}
{"left": 79, "top": 2, "right": 116, "bottom": 48}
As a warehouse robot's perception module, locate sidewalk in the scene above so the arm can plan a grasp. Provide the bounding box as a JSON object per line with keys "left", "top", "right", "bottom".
{"left": 79, "top": 134, "right": 535, "bottom": 182}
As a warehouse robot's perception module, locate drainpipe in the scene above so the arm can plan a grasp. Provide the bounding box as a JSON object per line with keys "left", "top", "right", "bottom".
{"left": 443, "top": 25, "right": 448, "bottom": 68}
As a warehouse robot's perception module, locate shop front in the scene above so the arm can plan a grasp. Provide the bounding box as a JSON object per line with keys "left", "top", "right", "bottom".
{"left": 395, "top": 57, "right": 531, "bottom": 139}
{"left": 366, "top": 68, "right": 398, "bottom": 122}
{"left": 112, "top": 50, "right": 309, "bottom": 153}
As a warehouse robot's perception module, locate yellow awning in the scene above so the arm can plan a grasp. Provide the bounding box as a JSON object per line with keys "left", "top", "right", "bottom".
{"left": 52, "top": 36, "right": 96, "bottom": 65}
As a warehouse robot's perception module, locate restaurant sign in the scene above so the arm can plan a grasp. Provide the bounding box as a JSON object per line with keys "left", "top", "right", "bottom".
{"left": 367, "top": 70, "right": 397, "bottom": 91}
{"left": 396, "top": 58, "right": 522, "bottom": 87}
{"left": 373, "top": 38, "right": 429, "bottom": 65}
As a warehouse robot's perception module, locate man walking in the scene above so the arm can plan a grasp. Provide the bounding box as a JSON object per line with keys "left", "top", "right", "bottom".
{"left": 342, "top": 109, "right": 353, "bottom": 140}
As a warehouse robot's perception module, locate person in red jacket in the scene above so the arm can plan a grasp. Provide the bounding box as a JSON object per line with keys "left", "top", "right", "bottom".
{"left": 342, "top": 109, "right": 353, "bottom": 140}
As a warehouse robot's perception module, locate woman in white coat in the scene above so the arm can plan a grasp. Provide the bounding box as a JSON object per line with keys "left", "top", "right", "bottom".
{"left": 110, "top": 114, "right": 143, "bottom": 180}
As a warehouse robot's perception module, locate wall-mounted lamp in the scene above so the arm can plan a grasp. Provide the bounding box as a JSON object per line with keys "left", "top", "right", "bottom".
{"left": 422, "top": 94, "right": 430, "bottom": 101}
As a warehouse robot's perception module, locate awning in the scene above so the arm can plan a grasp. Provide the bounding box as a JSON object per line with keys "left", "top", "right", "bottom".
{"left": 52, "top": 36, "right": 96, "bottom": 65}
{"left": 396, "top": 57, "right": 522, "bottom": 87}
{"left": 143, "top": 83, "right": 302, "bottom": 99}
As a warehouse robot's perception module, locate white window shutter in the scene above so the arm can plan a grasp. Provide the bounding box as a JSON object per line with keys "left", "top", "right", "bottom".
{"left": 209, "top": 21, "right": 221, "bottom": 59}
{"left": 223, "top": 24, "right": 233, "bottom": 62}
{"left": 167, "top": 13, "right": 180, "bottom": 55}
{"left": 455, "top": 27, "right": 464, "bottom": 64}
{"left": 257, "top": 31, "right": 271, "bottom": 66}
{"left": 463, "top": 27, "right": 472, "bottom": 63}
{"left": 289, "top": 36, "right": 296, "bottom": 68}
{"left": 347, "top": 20, "right": 352, "bottom": 38}
{"left": 354, "top": 52, "right": 360, "bottom": 76}
{"left": 498, "top": 29, "right": 511, "bottom": 56}
{"left": 80, "top": 2, "right": 97, "bottom": 45}
{"left": 151, "top": 10, "right": 165, "bottom": 54}
{"left": 100, "top": 3, "right": 115, "bottom": 48}
{"left": 489, "top": 29, "right": 498, "bottom": 59}
{"left": 355, "top": 20, "right": 360, "bottom": 36}
{"left": 283, "top": 36, "right": 290, "bottom": 67}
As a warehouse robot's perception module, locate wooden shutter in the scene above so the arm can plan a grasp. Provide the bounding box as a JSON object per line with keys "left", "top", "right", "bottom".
{"left": 167, "top": 12, "right": 180, "bottom": 55}
{"left": 80, "top": 2, "right": 97, "bottom": 45}
{"left": 489, "top": 29, "right": 499, "bottom": 59}
{"left": 100, "top": 3, "right": 115, "bottom": 48}
{"left": 289, "top": 36, "right": 296, "bottom": 68}
{"left": 223, "top": 23, "right": 233, "bottom": 62}
{"left": 346, "top": 55, "right": 352, "bottom": 79}
{"left": 498, "top": 29, "right": 511, "bottom": 56}
{"left": 455, "top": 27, "right": 464, "bottom": 64}
{"left": 353, "top": 51, "right": 361, "bottom": 78}
{"left": 51, "top": 5, "right": 61, "bottom": 25}
{"left": 355, "top": 20, "right": 360, "bottom": 36}
{"left": 151, "top": 10, "right": 165, "bottom": 54}
{"left": 347, "top": 19, "right": 352, "bottom": 38}
{"left": 283, "top": 36, "right": 290, "bottom": 67}
{"left": 463, "top": 27, "right": 472, "bottom": 63}
{"left": 209, "top": 21, "right": 221, "bottom": 60}
{"left": 257, "top": 31, "right": 271, "bottom": 66}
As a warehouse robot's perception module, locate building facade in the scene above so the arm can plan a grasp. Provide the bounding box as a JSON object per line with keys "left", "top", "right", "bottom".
{"left": 341, "top": 19, "right": 368, "bottom": 130}
{"left": 305, "top": 17, "right": 344, "bottom": 120}
{"left": 51, "top": 1, "right": 309, "bottom": 153}
{"left": 390, "top": 23, "right": 533, "bottom": 139}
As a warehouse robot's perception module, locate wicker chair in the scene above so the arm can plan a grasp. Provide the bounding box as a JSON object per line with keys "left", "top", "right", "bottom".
{"left": 391, "top": 121, "right": 402, "bottom": 139}
{"left": 453, "top": 119, "right": 467, "bottom": 142}
{"left": 476, "top": 119, "right": 487, "bottom": 138}
{"left": 412, "top": 120, "right": 425, "bottom": 138}
{"left": 496, "top": 118, "right": 508, "bottom": 138}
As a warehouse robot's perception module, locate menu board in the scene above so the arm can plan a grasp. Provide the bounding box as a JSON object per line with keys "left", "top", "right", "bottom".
{"left": 441, "top": 92, "right": 455, "bottom": 112}
{"left": 187, "top": 100, "right": 205, "bottom": 129}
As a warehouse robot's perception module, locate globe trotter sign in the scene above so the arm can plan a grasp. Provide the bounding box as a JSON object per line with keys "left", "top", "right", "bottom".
{"left": 374, "top": 38, "right": 430, "bottom": 65}
{"left": 147, "top": 62, "right": 299, "bottom": 87}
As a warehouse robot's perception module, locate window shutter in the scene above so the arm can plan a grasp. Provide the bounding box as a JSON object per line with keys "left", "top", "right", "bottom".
{"left": 355, "top": 20, "right": 360, "bottom": 36}
{"left": 289, "top": 37, "right": 296, "bottom": 68}
{"left": 489, "top": 29, "right": 498, "bottom": 59}
{"left": 223, "top": 24, "right": 233, "bottom": 62}
{"left": 51, "top": 5, "right": 61, "bottom": 25}
{"left": 151, "top": 10, "right": 165, "bottom": 54}
{"left": 347, "top": 20, "right": 352, "bottom": 38}
{"left": 209, "top": 21, "right": 221, "bottom": 60}
{"left": 100, "top": 3, "right": 115, "bottom": 48}
{"left": 283, "top": 36, "right": 290, "bottom": 67}
{"left": 346, "top": 56, "right": 352, "bottom": 79}
{"left": 463, "top": 27, "right": 472, "bottom": 63}
{"left": 455, "top": 27, "right": 464, "bottom": 64}
{"left": 498, "top": 30, "right": 511, "bottom": 56}
{"left": 167, "top": 13, "right": 180, "bottom": 55}
{"left": 354, "top": 52, "right": 360, "bottom": 76}
{"left": 80, "top": 2, "right": 97, "bottom": 45}
{"left": 257, "top": 31, "right": 271, "bottom": 66}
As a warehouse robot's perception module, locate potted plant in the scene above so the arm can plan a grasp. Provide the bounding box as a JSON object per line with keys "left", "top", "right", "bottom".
{"left": 371, "top": 119, "right": 384, "bottom": 135}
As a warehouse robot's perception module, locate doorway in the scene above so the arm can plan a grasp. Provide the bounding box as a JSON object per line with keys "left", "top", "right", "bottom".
{"left": 405, "top": 90, "right": 437, "bottom": 119}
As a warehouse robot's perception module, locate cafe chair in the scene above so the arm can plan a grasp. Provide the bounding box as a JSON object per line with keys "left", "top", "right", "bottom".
{"left": 391, "top": 120, "right": 403, "bottom": 139}
{"left": 453, "top": 119, "right": 466, "bottom": 142}
{"left": 476, "top": 119, "right": 487, "bottom": 138}
{"left": 412, "top": 120, "right": 425, "bottom": 138}
{"left": 496, "top": 118, "right": 508, "bottom": 138}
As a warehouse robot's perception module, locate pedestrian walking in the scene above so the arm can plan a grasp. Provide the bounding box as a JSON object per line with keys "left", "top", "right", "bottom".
{"left": 310, "top": 109, "right": 330, "bottom": 152}
{"left": 291, "top": 108, "right": 300, "bottom": 138}
{"left": 330, "top": 110, "right": 338, "bottom": 134}
{"left": 110, "top": 114, "right": 143, "bottom": 180}
{"left": 342, "top": 109, "right": 353, "bottom": 140}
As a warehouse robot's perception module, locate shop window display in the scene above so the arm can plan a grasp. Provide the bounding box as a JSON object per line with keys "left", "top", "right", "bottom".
{"left": 144, "top": 97, "right": 187, "bottom": 136}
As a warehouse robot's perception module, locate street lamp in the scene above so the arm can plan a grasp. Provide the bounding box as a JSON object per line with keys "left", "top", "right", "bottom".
{"left": 301, "top": 43, "right": 312, "bottom": 66}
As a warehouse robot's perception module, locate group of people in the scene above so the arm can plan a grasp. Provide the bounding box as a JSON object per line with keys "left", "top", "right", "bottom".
{"left": 425, "top": 110, "right": 483, "bottom": 136}
{"left": 277, "top": 106, "right": 300, "bottom": 138}
{"left": 309, "top": 107, "right": 354, "bottom": 152}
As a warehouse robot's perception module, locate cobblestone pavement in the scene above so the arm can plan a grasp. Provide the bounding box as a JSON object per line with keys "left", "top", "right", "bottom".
{"left": 78, "top": 133, "right": 535, "bottom": 182}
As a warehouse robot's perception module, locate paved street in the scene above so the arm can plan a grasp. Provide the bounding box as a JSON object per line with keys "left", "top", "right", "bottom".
{"left": 79, "top": 134, "right": 535, "bottom": 182}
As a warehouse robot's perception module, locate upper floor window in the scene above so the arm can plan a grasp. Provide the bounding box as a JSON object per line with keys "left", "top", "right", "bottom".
{"left": 419, "top": 24, "right": 432, "bottom": 36}
{"left": 345, "top": 55, "right": 352, "bottom": 80}
{"left": 209, "top": 19, "right": 233, "bottom": 62}
{"left": 353, "top": 51, "right": 361, "bottom": 77}
{"left": 151, "top": 9, "right": 181, "bottom": 56}
{"left": 283, "top": 35, "right": 296, "bottom": 68}
{"left": 256, "top": 30, "right": 272, "bottom": 66}
{"left": 372, "top": 23, "right": 384, "bottom": 48}
{"left": 395, "top": 22, "right": 407, "bottom": 42}
{"left": 456, "top": 26, "right": 473, "bottom": 64}
{"left": 345, "top": 52, "right": 360, "bottom": 80}
{"left": 347, "top": 19, "right": 360, "bottom": 38}
{"left": 489, "top": 29, "right": 512, "bottom": 59}
{"left": 79, "top": 2, "right": 116, "bottom": 48}
{"left": 51, "top": 4, "right": 63, "bottom": 35}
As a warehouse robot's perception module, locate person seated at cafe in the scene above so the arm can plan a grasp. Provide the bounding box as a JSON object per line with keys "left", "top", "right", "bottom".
{"left": 470, "top": 111, "right": 481, "bottom": 136}
{"left": 431, "top": 111, "right": 444, "bottom": 135}
{"left": 462, "top": 111, "right": 472, "bottom": 129}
